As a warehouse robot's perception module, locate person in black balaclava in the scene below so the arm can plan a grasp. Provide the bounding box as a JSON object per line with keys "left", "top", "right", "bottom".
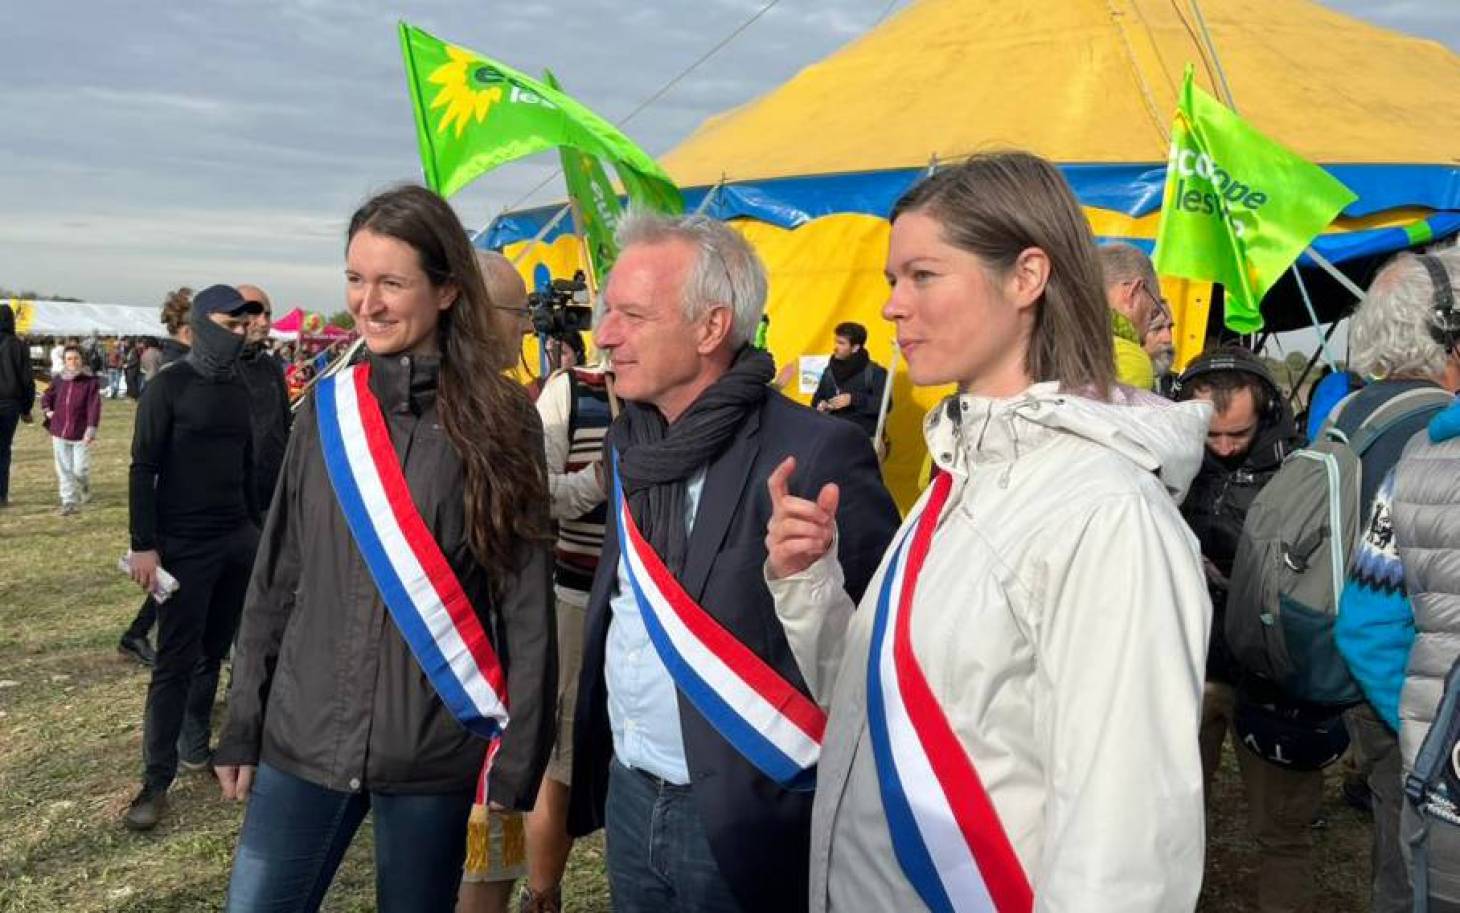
{"left": 122, "top": 284, "right": 263, "bottom": 832}
{"left": 810, "top": 321, "right": 888, "bottom": 438}
{"left": 0, "top": 304, "right": 37, "bottom": 506}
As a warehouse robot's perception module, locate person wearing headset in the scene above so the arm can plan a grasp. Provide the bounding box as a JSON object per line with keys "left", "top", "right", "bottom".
{"left": 1175, "top": 346, "right": 1329, "bottom": 913}
{"left": 1335, "top": 248, "right": 1460, "bottom": 913}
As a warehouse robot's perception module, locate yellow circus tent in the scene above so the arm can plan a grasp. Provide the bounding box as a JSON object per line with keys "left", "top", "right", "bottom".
{"left": 482, "top": 0, "right": 1460, "bottom": 508}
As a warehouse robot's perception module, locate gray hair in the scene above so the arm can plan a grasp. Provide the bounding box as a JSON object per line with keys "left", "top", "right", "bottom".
{"left": 1097, "top": 241, "right": 1159, "bottom": 291}
{"left": 614, "top": 209, "right": 767, "bottom": 348}
{"left": 1350, "top": 247, "right": 1460, "bottom": 380}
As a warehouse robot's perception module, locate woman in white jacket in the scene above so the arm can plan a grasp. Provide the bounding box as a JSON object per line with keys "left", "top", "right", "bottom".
{"left": 765, "top": 151, "right": 1213, "bottom": 912}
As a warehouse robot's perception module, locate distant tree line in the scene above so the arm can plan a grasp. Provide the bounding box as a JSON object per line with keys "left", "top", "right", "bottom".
{"left": 0, "top": 285, "right": 83, "bottom": 302}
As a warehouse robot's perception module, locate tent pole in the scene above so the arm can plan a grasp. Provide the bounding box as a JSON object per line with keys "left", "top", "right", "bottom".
{"left": 1286, "top": 317, "right": 1347, "bottom": 409}
{"left": 873, "top": 341, "right": 899, "bottom": 464}
{"left": 1302, "top": 245, "right": 1367, "bottom": 301}
{"left": 1291, "top": 264, "right": 1339, "bottom": 370}
{"left": 1188, "top": 0, "right": 1364, "bottom": 347}
{"left": 510, "top": 204, "right": 574, "bottom": 267}
{"left": 694, "top": 176, "right": 726, "bottom": 216}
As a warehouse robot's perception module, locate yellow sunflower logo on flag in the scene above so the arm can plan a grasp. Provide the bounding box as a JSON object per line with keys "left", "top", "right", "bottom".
{"left": 428, "top": 47, "right": 510, "bottom": 138}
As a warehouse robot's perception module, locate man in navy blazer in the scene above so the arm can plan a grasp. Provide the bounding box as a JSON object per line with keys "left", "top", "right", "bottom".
{"left": 567, "top": 211, "right": 899, "bottom": 913}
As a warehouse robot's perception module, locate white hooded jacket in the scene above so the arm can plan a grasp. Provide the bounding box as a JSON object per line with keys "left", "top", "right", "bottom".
{"left": 769, "top": 382, "right": 1213, "bottom": 912}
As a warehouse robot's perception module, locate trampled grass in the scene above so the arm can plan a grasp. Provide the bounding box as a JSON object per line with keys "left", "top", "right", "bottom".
{"left": 0, "top": 397, "right": 1370, "bottom": 911}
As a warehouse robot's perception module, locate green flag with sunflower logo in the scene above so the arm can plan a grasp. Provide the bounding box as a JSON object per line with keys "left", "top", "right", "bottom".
{"left": 398, "top": 22, "right": 682, "bottom": 213}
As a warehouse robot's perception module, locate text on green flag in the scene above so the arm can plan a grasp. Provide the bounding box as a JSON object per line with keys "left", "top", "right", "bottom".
{"left": 1152, "top": 66, "right": 1355, "bottom": 333}
{"left": 398, "top": 21, "right": 681, "bottom": 214}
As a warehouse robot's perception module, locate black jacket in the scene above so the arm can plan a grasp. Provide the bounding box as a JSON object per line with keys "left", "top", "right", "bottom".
{"left": 569, "top": 391, "right": 900, "bottom": 912}
{"left": 0, "top": 308, "right": 34, "bottom": 412}
{"left": 238, "top": 347, "right": 291, "bottom": 508}
{"left": 811, "top": 358, "right": 887, "bottom": 437}
{"left": 216, "top": 352, "right": 556, "bottom": 805}
{"left": 129, "top": 359, "right": 257, "bottom": 551}
{"left": 1180, "top": 391, "right": 1300, "bottom": 684}
{"left": 159, "top": 337, "right": 189, "bottom": 368}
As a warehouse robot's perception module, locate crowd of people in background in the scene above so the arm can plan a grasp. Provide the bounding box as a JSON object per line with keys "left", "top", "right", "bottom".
{"left": 17, "top": 324, "right": 344, "bottom": 410}
{"left": 0, "top": 312, "right": 347, "bottom": 518}
{"left": 2, "top": 152, "right": 1460, "bottom": 913}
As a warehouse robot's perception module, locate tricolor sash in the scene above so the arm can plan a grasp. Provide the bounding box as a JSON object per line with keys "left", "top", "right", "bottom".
{"left": 867, "top": 472, "right": 1033, "bottom": 913}
{"left": 611, "top": 454, "right": 825, "bottom": 789}
{"left": 317, "top": 363, "right": 509, "bottom": 743}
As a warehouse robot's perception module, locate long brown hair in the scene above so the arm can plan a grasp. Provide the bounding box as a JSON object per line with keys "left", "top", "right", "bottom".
{"left": 890, "top": 151, "right": 1115, "bottom": 397}
{"left": 348, "top": 185, "right": 549, "bottom": 584}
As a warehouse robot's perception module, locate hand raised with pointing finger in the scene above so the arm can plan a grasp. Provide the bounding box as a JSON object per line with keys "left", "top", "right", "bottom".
{"left": 765, "top": 456, "right": 840, "bottom": 580}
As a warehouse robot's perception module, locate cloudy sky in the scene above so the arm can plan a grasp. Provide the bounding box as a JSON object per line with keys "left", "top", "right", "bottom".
{"left": 1, "top": 0, "right": 1454, "bottom": 313}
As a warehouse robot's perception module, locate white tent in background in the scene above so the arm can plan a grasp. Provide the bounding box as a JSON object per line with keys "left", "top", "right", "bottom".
{"left": 9, "top": 300, "right": 165, "bottom": 337}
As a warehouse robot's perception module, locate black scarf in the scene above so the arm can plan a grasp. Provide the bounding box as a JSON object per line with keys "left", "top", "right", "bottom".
{"left": 610, "top": 346, "right": 775, "bottom": 575}
{"left": 829, "top": 347, "right": 869, "bottom": 385}
{"left": 187, "top": 312, "right": 245, "bottom": 380}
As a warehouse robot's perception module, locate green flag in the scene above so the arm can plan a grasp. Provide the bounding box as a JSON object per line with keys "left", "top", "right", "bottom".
{"left": 398, "top": 22, "right": 681, "bottom": 213}
{"left": 544, "top": 69, "right": 623, "bottom": 281}
{"left": 1151, "top": 66, "right": 1356, "bottom": 333}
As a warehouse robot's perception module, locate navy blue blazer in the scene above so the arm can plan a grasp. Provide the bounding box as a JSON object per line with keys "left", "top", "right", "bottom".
{"left": 568, "top": 390, "right": 900, "bottom": 913}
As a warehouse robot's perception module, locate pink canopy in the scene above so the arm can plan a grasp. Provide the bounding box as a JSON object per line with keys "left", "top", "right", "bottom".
{"left": 270, "top": 309, "right": 353, "bottom": 341}
{"left": 271, "top": 308, "right": 304, "bottom": 333}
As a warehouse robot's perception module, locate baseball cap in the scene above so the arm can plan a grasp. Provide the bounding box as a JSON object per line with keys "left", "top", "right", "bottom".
{"left": 192, "top": 284, "right": 264, "bottom": 318}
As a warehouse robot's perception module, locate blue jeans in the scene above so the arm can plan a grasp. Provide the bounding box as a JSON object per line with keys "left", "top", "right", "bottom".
{"left": 605, "top": 758, "right": 742, "bottom": 913}
{"left": 225, "top": 763, "right": 473, "bottom": 913}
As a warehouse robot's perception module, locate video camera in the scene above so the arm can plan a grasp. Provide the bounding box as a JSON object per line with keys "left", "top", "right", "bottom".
{"left": 528, "top": 270, "right": 593, "bottom": 342}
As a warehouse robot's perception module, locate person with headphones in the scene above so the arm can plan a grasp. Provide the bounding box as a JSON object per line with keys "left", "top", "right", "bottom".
{"left": 1336, "top": 248, "right": 1460, "bottom": 913}
{"left": 1176, "top": 346, "right": 1341, "bottom": 913}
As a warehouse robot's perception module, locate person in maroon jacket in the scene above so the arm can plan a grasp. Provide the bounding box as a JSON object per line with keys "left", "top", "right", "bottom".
{"left": 41, "top": 345, "right": 102, "bottom": 515}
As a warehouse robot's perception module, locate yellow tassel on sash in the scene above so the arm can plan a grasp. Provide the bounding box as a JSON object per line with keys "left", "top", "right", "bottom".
{"left": 501, "top": 811, "right": 526, "bottom": 869}
{"left": 464, "top": 803, "right": 490, "bottom": 874}
{"left": 464, "top": 804, "right": 527, "bottom": 874}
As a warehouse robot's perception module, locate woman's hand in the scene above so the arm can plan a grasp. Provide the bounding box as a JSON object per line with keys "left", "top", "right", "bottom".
{"left": 765, "top": 457, "right": 839, "bottom": 580}
{"left": 215, "top": 764, "right": 256, "bottom": 801}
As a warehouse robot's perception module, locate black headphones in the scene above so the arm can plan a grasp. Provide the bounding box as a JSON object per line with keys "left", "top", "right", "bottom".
{"left": 1417, "top": 254, "right": 1460, "bottom": 352}
{"left": 1174, "top": 346, "right": 1283, "bottom": 420}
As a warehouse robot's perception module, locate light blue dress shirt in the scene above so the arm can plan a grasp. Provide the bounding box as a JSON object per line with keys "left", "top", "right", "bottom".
{"left": 605, "top": 468, "right": 706, "bottom": 785}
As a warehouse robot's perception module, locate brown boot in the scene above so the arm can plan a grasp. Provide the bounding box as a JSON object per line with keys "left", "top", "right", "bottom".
{"left": 517, "top": 884, "right": 562, "bottom": 913}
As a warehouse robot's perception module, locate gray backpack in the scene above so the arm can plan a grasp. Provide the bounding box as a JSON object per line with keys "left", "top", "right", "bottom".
{"left": 1225, "top": 387, "right": 1453, "bottom": 706}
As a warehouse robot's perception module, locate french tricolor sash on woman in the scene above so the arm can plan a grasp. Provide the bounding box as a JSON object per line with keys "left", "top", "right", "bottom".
{"left": 867, "top": 472, "right": 1033, "bottom": 913}
{"left": 316, "top": 363, "right": 509, "bottom": 744}
{"left": 611, "top": 454, "right": 825, "bottom": 790}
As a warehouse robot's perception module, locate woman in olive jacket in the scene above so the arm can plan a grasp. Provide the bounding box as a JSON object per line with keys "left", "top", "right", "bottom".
{"left": 215, "top": 185, "right": 555, "bottom": 913}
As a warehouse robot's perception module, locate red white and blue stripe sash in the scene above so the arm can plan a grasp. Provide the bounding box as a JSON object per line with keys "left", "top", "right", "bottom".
{"left": 867, "top": 472, "right": 1033, "bottom": 913}
{"left": 611, "top": 454, "right": 825, "bottom": 789}
{"left": 317, "top": 363, "right": 509, "bottom": 743}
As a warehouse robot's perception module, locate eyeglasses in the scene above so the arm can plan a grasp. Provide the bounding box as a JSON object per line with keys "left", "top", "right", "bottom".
{"left": 1130, "top": 279, "right": 1172, "bottom": 331}
{"left": 493, "top": 305, "right": 531, "bottom": 317}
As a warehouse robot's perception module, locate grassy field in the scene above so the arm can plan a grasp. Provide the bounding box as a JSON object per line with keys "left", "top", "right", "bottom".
{"left": 0, "top": 396, "right": 1372, "bottom": 911}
